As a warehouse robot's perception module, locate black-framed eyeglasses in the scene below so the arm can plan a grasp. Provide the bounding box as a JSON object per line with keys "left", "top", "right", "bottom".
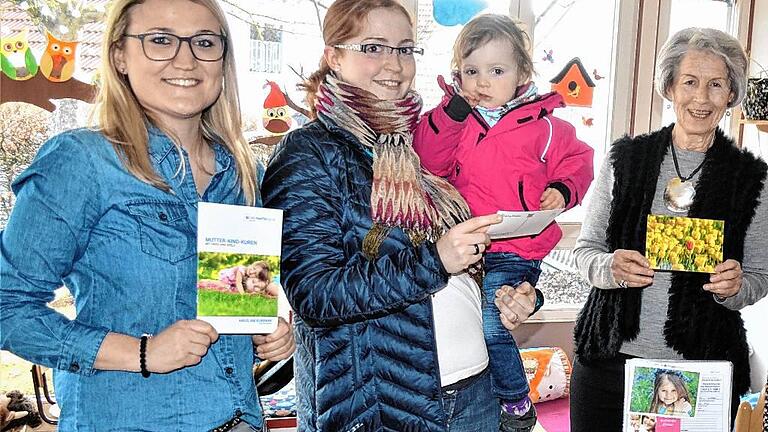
{"left": 334, "top": 43, "right": 424, "bottom": 58}
{"left": 123, "top": 32, "right": 227, "bottom": 62}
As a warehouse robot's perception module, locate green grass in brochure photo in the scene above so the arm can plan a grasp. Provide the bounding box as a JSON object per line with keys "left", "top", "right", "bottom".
{"left": 198, "top": 290, "right": 277, "bottom": 316}
{"left": 197, "top": 251, "right": 279, "bottom": 316}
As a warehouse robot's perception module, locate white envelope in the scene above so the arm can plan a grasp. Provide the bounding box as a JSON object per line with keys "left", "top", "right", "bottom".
{"left": 486, "top": 208, "right": 564, "bottom": 239}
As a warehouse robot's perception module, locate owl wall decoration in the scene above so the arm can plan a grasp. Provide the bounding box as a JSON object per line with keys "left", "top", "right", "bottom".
{"left": 1, "top": 30, "right": 38, "bottom": 81}
{"left": 39, "top": 31, "right": 78, "bottom": 82}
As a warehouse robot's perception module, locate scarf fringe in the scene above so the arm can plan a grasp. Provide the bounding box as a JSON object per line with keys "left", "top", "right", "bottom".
{"left": 362, "top": 223, "right": 392, "bottom": 259}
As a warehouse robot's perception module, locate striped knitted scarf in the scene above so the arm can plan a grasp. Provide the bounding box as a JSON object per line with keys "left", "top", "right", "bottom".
{"left": 315, "top": 75, "right": 472, "bottom": 258}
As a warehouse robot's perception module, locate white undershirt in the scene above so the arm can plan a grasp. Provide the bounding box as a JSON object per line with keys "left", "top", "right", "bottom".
{"left": 431, "top": 273, "right": 488, "bottom": 386}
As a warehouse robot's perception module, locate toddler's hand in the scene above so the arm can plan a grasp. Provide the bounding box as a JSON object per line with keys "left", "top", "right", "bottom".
{"left": 437, "top": 74, "right": 479, "bottom": 108}
{"left": 539, "top": 187, "right": 565, "bottom": 210}
{"left": 458, "top": 89, "right": 480, "bottom": 108}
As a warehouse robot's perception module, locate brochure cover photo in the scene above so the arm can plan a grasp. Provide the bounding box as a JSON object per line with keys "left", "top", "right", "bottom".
{"left": 645, "top": 215, "right": 724, "bottom": 273}
{"left": 197, "top": 202, "right": 284, "bottom": 334}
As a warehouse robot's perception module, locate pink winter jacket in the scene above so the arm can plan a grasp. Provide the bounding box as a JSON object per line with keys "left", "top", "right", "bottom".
{"left": 414, "top": 91, "right": 594, "bottom": 259}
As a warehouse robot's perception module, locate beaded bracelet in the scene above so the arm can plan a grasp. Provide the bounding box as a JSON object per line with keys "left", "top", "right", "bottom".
{"left": 140, "top": 334, "right": 151, "bottom": 378}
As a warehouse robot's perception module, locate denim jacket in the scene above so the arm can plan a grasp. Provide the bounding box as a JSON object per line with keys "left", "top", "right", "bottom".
{"left": 0, "top": 128, "right": 264, "bottom": 431}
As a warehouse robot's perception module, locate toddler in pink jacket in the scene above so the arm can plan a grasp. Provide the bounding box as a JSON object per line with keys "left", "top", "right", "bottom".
{"left": 414, "top": 14, "right": 594, "bottom": 432}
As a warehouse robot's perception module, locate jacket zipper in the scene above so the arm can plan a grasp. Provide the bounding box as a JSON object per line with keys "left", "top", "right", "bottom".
{"left": 518, "top": 181, "right": 530, "bottom": 212}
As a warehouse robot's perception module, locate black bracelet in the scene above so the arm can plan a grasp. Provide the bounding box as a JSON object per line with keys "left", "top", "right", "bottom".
{"left": 140, "top": 335, "right": 151, "bottom": 378}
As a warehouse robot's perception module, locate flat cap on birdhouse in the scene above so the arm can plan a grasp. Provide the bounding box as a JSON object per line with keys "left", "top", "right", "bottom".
{"left": 550, "top": 57, "right": 595, "bottom": 107}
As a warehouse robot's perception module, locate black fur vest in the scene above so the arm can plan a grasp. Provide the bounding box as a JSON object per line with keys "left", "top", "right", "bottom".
{"left": 574, "top": 125, "right": 766, "bottom": 398}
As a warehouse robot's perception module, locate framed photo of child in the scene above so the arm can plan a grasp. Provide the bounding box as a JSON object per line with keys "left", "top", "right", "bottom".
{"left": 645, "top": 215, "right": 724, "bottom": 273}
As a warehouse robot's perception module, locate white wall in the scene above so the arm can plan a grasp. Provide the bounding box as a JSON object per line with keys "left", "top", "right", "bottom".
{"left": 741, "top": 0, "right": 768, "bottom": 393}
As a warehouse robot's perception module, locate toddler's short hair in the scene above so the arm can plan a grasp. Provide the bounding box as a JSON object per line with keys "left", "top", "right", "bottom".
{"left": 452, "top": 14, "right": 534, "bottom": 83}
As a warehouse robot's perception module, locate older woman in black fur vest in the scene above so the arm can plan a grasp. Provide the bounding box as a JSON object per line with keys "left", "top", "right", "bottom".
{"left": 570, "top": 27, "right": 768, "bottom": 431}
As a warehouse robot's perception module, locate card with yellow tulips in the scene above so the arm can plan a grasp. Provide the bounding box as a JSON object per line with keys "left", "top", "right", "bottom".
{"left": 645, "top": 215, "right": 724, "bottom": 273}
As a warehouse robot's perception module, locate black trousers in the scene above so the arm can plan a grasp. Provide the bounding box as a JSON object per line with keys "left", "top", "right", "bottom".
{"left": 569, "top": 354, "right": 633, "bottom": 432}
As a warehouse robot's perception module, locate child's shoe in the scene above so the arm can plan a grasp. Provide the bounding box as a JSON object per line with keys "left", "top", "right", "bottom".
{"left": 499, "top": 398, "right": 537, "bottom": 432}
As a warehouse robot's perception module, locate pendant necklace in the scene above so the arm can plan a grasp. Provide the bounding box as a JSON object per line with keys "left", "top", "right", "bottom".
{"left": 663, "top": 141, "right": 708, "bottom": 213}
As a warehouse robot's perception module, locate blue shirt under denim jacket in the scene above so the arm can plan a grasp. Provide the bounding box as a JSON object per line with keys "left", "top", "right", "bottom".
{"left": 0, "top": 127, "right": 264, "bottom": 431}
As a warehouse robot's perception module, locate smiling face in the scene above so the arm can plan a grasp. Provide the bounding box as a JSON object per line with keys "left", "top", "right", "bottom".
{"left": 324, "top": 7, "right": 416, "bottom": 100}
{"left": 657, "top": 377, "right": 679, "bottom": 405}
{"left": 459, "top": 38, "right": 525, "bottom": 109}
{"left": 667, "top": 49, "right": 732, "bottom": 142}
{"left": 244, "top": 277, "right": 267, "bottom": 293}
{"left": 113, "top": 0, "right": 224, "bottom": 129}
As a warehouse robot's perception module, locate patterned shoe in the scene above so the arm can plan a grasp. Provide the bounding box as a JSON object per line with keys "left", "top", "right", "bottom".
{"left": 499, "top": 404, "right": 537, "bottom": 432}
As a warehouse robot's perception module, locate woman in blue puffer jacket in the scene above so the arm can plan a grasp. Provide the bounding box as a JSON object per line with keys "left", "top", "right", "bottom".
{"left": 261, "top": 1, "right": 540, "bottom": 431}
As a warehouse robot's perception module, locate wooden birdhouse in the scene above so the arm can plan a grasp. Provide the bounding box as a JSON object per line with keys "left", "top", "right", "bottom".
{"left": 550, "top": 57, "right": 595, "bottom": 107}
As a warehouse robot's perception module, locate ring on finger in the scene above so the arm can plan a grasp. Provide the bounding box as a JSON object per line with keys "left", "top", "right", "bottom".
{"left": 510, "top": 311, "right": 519, "bottom": 322}
{"left": 618, "top": 279, "right": 629, "bottom": 288}
{"left": 473, "top": 243, "right": 481, "bottom": 255}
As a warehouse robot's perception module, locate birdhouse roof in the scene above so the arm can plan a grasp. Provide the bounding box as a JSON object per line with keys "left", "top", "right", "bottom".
{"left": 549, "top": 57, "right": 596, "bottom": 88}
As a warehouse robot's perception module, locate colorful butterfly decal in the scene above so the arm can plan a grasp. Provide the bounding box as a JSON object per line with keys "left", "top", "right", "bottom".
{"left": 542, "top": 49, "right": 554, "bottom": 63}
{"left": 582, "top": 116, "right": 594, "bottom": 127}
{"left": 592, "top": 68, "right": 604, "bottom": 81}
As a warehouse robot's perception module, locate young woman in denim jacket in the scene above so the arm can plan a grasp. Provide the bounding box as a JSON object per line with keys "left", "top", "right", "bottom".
{"left": 0, "top": 0, "right": 294, "bottom": 430}
{"left": 261, "top": 1, "right": 538, "bottom": 431}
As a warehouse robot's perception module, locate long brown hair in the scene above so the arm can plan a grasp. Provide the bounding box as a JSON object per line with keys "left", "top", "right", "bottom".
{"left": 300, "top": 0, "right": 412, "bottom": 118}
{"left": 93, "top": 0, "right": 258, "bottom": 204}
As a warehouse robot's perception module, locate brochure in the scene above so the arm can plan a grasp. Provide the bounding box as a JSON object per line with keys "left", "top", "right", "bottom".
{"left": 486, "top": 208, "right": 564, "bottom": 240}
{"left": 197, "top": 202, "right": 284, "bottom": 334}
{"left": 623, "top": 359, "right": 733, "bottom": 432}
{"left": 645, "top": 215, "right": 724, "bottom": 273}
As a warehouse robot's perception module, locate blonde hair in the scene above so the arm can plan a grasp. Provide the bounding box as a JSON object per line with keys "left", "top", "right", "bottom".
{"left": 93, "top": 0, "right": 258, "bottom": 204}
{"left": 300, "top": 0, "right": 413, "bottom": 118}
{"left": 452, "top": 14, "right": 534, "bottom": 83}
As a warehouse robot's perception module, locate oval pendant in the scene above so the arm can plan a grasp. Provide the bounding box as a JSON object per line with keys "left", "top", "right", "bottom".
{"left": 663, "top": 177, "right": 695, "bottom": 213}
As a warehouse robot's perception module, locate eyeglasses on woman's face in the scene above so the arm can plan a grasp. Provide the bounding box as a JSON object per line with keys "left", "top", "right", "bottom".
{"left": 334, "top": 43, "right": 424, "bottom": 59}
{"left": 123, "top": 32, "right": 227, "bottom": 62}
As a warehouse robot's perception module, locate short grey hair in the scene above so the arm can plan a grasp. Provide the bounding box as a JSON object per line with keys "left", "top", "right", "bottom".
{"left": 655, "top": 27, "right": 748, "bottom": 108}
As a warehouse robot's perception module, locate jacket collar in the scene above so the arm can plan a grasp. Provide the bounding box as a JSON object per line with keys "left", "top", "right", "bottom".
{"left": 475, "top": 92, "right": 565, "bottom": 137}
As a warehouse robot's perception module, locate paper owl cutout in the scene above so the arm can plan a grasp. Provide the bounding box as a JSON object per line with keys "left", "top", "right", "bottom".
{"left": 39, "top": 31, "right": 78, "bottom": 82}
{"left": 262, "top": 81, "right": 292, "bottom": 135}
{"left": 1, "top": 30, "right": 38, "bottom": 81}
{"left": 433, "top": 0, "right": 487, "bottom": 26}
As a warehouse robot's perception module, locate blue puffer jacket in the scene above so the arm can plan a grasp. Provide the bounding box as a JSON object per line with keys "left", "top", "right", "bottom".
{"left": 262, "top": 118, "right": 453, "bottom": 432}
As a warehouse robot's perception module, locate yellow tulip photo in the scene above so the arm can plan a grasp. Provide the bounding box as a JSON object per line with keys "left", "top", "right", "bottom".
{"left": 645, "top": 215, "right": 724, "bottom": 273}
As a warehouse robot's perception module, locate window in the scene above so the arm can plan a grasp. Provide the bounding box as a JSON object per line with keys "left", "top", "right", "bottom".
{"left": 250, "top": 23, "right": 283, "bottom": 73}
{"left": 531, "top": 0, "right": 621, "bottom": 223}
